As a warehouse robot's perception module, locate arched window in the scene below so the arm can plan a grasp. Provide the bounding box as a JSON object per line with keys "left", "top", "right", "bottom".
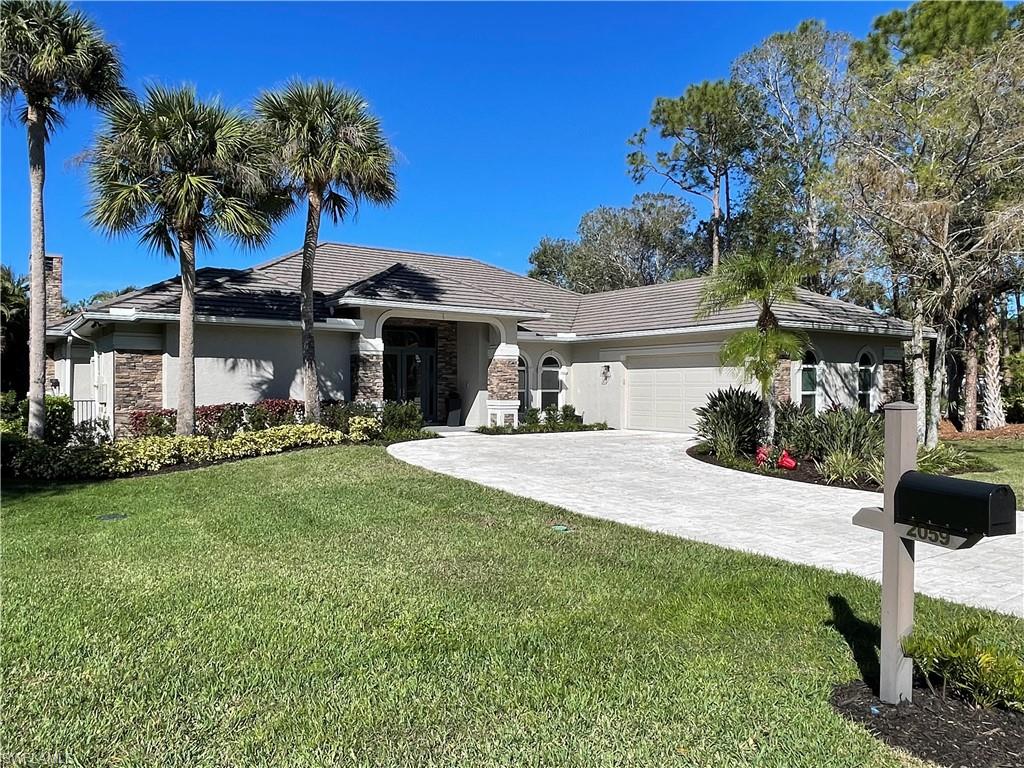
{"left": 540, "top": 356, "right": 561, "bottom": 410}
{"left": 800, "top": 351, "right": 818, "bottom": 412}
{"left": 858, "top": 351, "right": 876, "bottom": 410}
{"left": 517, "top": 357, "right": 529, "bottom": 414}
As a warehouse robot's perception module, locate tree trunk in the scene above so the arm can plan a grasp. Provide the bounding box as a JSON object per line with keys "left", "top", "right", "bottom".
{"left": 300, "top": 189, "right": 323, "bottom": 423}
{"left": 962, "top": 307, "right": 979, "bottom": 433}
{"left": 926, "top": 322, "right": 946, "bottom": 449}
{"left": 911, "top": 296, "right": 927, "bottom": 445}
{"left": 176, "top": 235, "right": 197, "bottom": 436}
{"left": 26, "top": 106, "right": 47, "bottom": 439}
{"left": 723, "top": 168, "right": 731, "bottom": 255}
{"left": 1016, "top": 291, "right": 1023, "bottom": 349}
{"left": 710, "top": 175, "right": 721, "bottom": 274}
{"left": 981, "top": 296, "right": 1007, "bottom": 430}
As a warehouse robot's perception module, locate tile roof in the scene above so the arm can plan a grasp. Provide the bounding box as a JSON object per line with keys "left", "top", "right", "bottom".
{"left": 52, "top": 241, "right": 914, "bottom": 339}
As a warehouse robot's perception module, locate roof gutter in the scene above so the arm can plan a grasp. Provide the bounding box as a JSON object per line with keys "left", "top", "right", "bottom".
{"left": 522, "top": 319, "right": 918, "bottom": 344}
{"left": 331, "top": 296, "right": 550, "bottom": 320}
{"left": 47, "top": 310, "right": 364, "bottom": 338}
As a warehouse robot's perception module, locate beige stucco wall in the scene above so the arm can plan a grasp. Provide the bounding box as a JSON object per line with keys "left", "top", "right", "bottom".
{"left": 162, "top": 324, "right": 352, "bottom": 407}
{"left": 518, "top": 329, "right": 905, "bottom": 430}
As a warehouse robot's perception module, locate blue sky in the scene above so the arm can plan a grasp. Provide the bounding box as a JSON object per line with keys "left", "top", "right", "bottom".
{"left": 1, "top": 1, "right": 902, "bottom": 302}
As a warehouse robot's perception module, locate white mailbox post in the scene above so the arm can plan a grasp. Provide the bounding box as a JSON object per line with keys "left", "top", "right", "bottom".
{"left": 853, "top": 402, "right": 917, "bottom": 704}
{"left": 852, "top": 401, "right": 1017, "bottom": 705}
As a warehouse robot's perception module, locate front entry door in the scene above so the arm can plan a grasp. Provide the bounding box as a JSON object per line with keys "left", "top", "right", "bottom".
{"left": 383, "top": 347, "right": 437, "bottom": 422}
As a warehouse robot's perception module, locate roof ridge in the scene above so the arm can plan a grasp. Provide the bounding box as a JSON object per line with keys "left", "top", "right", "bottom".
{"left": 400, "top": 259, "right": 543, "bottom": 312}
{"left": 335, "top": 262, "right": 406, "bottom": 297}
{"left": 318, "top": 240, "right": 585, "bottom": 300}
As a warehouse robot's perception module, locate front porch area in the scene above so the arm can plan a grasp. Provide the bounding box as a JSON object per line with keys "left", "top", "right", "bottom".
{"left": 349, "top": 312, "right": 522, "bottom": 428}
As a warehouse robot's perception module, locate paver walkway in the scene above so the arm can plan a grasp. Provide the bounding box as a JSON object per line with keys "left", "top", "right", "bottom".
{"left": 390, "top": 430, "right": 1024, "bottom": 617}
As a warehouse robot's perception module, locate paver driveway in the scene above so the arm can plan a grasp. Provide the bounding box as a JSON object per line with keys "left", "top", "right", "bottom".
{"left": 390, "top": 430, "right": 1024, "bottom": 617}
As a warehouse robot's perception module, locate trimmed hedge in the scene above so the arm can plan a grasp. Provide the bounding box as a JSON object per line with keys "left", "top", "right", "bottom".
{"left": 2, "top": 424, "right": 345, "bottom": 481}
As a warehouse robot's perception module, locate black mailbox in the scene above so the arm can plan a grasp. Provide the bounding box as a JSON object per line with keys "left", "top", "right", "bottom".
{"left": 894, "top": 471, "right": 1017, "bottom": 538}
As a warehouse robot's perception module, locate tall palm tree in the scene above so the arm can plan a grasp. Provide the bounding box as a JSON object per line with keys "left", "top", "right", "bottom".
{"left": 699, "top": 251, "right": 810, "bottom": 442}
{"left": 255, "top": 81, "right": 397, "bottom": 423}
{"left": 88, "top": 85, "right": 289, "bottom": 435}
{"left": 1, "top": 0, "right": 123, "bottom": 438}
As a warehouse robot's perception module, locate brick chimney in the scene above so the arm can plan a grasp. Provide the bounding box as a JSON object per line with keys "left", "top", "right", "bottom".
{"left": 44, "top": 254, "right": 63, "bottom": 326}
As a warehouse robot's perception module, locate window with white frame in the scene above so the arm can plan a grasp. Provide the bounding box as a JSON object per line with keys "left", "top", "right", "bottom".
{"left": 800, "top": 351, "right": 818, "bottom": 411}
{"left": 540, "top": 356, "right": 561, "bottom": 410}
{"left": 858, "top": 352, "right": 875, "bottom": 410}
{"left": 517, "top": 357, "right": 529, "bottom": 414}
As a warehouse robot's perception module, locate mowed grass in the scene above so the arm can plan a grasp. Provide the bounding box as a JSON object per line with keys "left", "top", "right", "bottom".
{"left": 954, "top": 436, "right": 1024, "bottom": 498}
{"left": 3, "top": 447, "right": 1021, "bottom": 767}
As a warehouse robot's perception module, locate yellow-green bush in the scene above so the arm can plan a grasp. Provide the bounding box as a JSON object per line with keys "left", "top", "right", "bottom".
{"left": 904, "top": 621, "right": 1024, "bottom": 711}
{"left": 5, "top": 424, "right": 347, "bottom": 481}
{"left": 348, "top": 415, "right": 382, "bottom": 443}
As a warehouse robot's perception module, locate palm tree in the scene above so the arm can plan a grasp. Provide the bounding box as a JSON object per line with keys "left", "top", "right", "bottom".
{"left": 88, "top": 85, "right": 289, "bottom": 435}
{"left": 1, "top": 0, "right": 124, "bottom": 438}
{"left": 699, "top": 251, "right": 810, "bottom": 442}
{"left": 255, "top": 81, "right": 397, "bottom": 423}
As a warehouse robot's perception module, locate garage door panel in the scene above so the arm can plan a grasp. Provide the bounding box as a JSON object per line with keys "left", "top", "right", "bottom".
{"left": 627, "top": 353, "right": 742, "bottom": 432}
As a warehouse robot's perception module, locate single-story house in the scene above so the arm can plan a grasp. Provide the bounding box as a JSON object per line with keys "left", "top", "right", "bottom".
{"left": 45, "top": 243, "right": 912, "bottom": 435}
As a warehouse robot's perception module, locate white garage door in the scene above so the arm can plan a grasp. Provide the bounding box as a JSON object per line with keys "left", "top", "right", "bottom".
{"left": 627, "top": 353, "right": 742, "bottom": 432}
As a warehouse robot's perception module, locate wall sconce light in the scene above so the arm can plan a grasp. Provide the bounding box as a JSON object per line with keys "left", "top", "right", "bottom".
{"left": 600, "top": 365, "right": 611, "bottom": 384}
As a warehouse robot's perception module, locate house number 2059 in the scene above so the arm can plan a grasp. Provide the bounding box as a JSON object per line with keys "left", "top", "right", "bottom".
{"left": 904, "top": 526, "right": 950, "bottom": 546}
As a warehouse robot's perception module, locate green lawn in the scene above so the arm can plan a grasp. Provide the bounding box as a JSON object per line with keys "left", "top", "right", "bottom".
{"left": 954, "top": 436, "right": 1024, "bottom": 497}
{"left": 3, "top": 447, "right": 1021, "bottom": 767}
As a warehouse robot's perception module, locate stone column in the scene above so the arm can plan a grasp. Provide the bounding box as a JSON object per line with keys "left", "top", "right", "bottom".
{"left": 351, "top": 335, "right": 384, "bottom": 405}
{"left": 773, "top": 358, "right": 792, "bottom": 403}
{"left": 487, "top": 342, "right": 520, "bottom": 427}
{"left": 881, "top": 360, "right": 904, "bottom": 404}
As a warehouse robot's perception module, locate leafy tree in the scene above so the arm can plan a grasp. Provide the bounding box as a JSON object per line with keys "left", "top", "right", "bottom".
{"left": 1, "top": 0, "right": 123, "bottom": 438}
{"left": 699, "top": 250, "right": 810, "bottom": 442}
{"left": 733, "top": 20, "right": 853, "bottom": 296}
{"left": 527, "top": 193, "right": 696, "bottom": 293}
{"left": 855, "top": 0, "right": 1022, "bottom": 68}
{"left": 88, "top": 86, "right": 288, "bottom": 435}
{"left": 628, "top": 80, "right": 754, "bottom": 272}
{"left": 1, "top": 265, "right": 30, "bottom": 395}
{"left": 839, "top": 34, "right": 1024, "bottom": 446}
{"left": 256, "top": 81, "right": 397, "bottom": 423}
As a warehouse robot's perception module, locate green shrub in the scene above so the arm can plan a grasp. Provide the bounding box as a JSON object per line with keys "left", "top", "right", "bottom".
{"left": 542, "top": 404, "right": 561, "bottom": 425}
{"left": 13, "top": 394, "right": 74, "bottom": 447}
{"left": 381, "top": 401, "right": 424, "bottom": 433}
{"left": 0, "top": 391, "right": 20, "bottom": 421}
{"left": 1, "top": 433, "right": 115, "bottom": 482}
{"left": 1004, "top": 352, "right": 1024, "bottom": 423}
{"left": 383, "top": 428, "right": 439, "bottom": 444}
{"left": 903, "top": 621, "right": 1024, "bottom": 711}
{"left": 476, "top": 419, "right": 609, "bottom": 436}
{"left": 523, "top": 407, "right": 541, "bottom": 426}
{"left": 814, "top": 450, "right": 866, "bottom": 484}
{"left": 561, "top": 404, "right": 582, "bottom": 424}
{"left": 812, "top": 407, "right": 883, "bottom": 462}
{"left": 916, "top": 443, "right": 973, "bottom": 475}
{"left": 775, "top": 402, "right": 816, "bottom": 458}
{"left": 694, "top": 388, "right": 764, "bottom": 458}
{"left": 4, "top": 424, "right": 345, "bottom": 481}
{"left": 321, "top": 401, "right": 377, "bottom": 434}
{"left": 129, "top": 409, "right": 176, "bottom": 437}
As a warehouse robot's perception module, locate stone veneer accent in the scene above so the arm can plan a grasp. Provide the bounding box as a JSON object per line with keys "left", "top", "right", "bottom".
{"left": 773, "top": 359, "right": 792, "bottom": 403}
{"left": 487, "top": 356, "right": 518, "bottom": 401}
{"left": 113, "top": 350, "right": 163, "bottom": 436}
{"left": 881, "top": 360, "right": 904, "bottom": 404}
{"left": 351, "top": 353, "right": 384, "bottom": 403}
{"left": 44, "top": 255, "right": 63, "bottom": 327}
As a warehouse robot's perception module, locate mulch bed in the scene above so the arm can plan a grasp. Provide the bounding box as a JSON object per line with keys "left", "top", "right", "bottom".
{"left": 685, "top": 445, "right": 880, "bottom": 493}
{"left": 832, "top": 680, "right": 1024, "bottom": 768}
{"left": 940, "top": 420, "right": 1024, "bottom": 441}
